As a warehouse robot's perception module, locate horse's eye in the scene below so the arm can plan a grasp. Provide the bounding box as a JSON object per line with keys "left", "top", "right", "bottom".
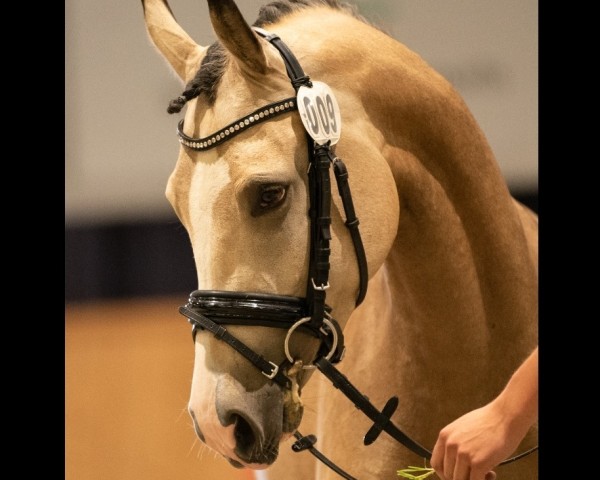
{"left": 259, "top": 185, "right": 287, "bottom": 210}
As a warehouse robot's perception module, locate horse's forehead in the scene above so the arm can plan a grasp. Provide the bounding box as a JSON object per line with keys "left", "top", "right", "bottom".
{"left": 171, "top": 61, "right": 304, "bottom": 218}
{"left": 174, "top": 118, "right": 301, "bottom": 223}
{"left": 186, "top": 97, "right": 302, "bottom": 176}
{"left": 189, "top": 151, "right": 230, "bottom": 200}
{"left": 186, "top": 152, "right": 295, "bottom": 202}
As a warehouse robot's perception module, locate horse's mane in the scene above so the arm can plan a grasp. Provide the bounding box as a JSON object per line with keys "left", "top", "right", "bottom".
{"left": 167, "top": 0, "right": 368, "bottom": 113}
{"left": 255, "top": 0, "right": 364, "bottom": 26}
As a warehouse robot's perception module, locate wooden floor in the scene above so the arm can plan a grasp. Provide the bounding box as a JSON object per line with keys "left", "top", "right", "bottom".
{"left": 66, "top": 295, "right": 256, "bottom": 480}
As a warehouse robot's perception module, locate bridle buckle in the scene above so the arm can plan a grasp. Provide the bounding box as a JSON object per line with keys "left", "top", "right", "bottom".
{"left": 262, "top": 360, "right": 280, "bottom": 380}
{"left": 311, "top": 278, "right": 330, "bottom": 291}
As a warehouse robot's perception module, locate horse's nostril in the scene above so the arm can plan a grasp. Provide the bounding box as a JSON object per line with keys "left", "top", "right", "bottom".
{"left": 233, "top": 414, "right": 255, "bottom": 455}
{"left": 215, "top": 377, "right": 284, "bottom": 465}
{"left": 231, "top": 413, "right": 278, "bottom": 465}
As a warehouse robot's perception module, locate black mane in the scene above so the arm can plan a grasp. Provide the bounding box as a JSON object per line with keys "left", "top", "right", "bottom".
{"left": 167, "top": 0, "right": 366, "bottom": 113}
{"left": 254, "top": 0, "right": 363, "bottom": 27}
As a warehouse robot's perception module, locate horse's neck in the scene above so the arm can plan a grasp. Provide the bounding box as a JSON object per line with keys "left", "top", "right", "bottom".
{"left": 333, "top": 22, "right": 538, "bottom": 382}
{"left": 381, "top": 143, "right": 537, "bottom": 353}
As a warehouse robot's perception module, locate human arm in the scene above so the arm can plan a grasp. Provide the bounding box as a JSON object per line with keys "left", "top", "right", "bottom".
{"left": 430, "top": 347, "right": 538, "bottom": 480}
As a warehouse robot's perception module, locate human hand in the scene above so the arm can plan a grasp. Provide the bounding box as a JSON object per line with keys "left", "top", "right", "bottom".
{"left": 430, "top": 348, "right": 537, "bottom": 480}
{"left": 430, "top": 401, "right": 522, "bottom": 480}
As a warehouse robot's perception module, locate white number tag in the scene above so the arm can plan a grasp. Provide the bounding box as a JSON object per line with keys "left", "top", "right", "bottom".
{"left": 297, "top": 81, "right": 342, "bottom": 145}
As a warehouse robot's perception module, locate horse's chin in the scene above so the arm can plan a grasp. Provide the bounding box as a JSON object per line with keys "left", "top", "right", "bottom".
{"left": 223, "top": 424, "right": 298, "bottom": 469}
{"left": 227, "top": 457, "right": 272, "bottom": 470}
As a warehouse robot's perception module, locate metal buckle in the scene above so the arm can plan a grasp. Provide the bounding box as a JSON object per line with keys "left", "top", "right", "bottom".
{"left": 311, "top": 278, "right": 330, "bottom": 291}
{"left": 262, "top": 361, "right": 280, "bottom": 379}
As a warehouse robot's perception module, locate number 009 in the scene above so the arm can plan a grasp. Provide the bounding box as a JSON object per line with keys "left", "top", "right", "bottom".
{"left": 303, "top": 94, "right": 338, "bottom": 136}
{"left": 297, "top": 81, "right": 342, "bottom": 145}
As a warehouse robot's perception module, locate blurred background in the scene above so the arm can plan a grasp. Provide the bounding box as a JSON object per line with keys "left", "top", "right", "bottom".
{"left": 65, "top": 1, "right": 538, "bottom": 479}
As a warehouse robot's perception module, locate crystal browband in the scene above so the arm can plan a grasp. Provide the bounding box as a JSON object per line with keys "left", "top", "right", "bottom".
{"left": 177, "top": 97, "right": 298, "bottom": 151}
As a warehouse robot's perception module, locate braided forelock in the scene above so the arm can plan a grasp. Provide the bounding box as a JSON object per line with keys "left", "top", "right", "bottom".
{"left": 167, "top": 42, "right": 228, "bottom": 113}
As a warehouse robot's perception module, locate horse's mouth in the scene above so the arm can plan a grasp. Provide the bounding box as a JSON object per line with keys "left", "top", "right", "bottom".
{"left": 235, "top": 445, "right": 279, "bottom": 467}
{"left": 282, "top": 361, "right": 305, "bottom": 433}
{"left": 282, "top": 395, "right": 304, "bottom": 433}
{"left": 226, "top": 455, "right": 276, "bottom": 470}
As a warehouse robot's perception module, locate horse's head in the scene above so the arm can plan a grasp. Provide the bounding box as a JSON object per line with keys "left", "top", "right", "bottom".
{"left": 143, "top": 0, "right": 399, "bottom": 468}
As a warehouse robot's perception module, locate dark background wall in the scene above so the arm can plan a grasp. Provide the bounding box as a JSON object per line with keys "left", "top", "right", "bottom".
{"left": 65, "top": 191, "right": 537, "bottom": 302}
{"left": 66, "top": 218, "right": 196, "bottom": 301}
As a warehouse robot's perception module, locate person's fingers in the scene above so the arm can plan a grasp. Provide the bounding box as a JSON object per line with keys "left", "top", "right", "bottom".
{"left": 430, "top": 434, "right": 445, "bottom": 479}
{"left": 469, "top": 459, "right": 496, "bottom": 480}
{"left": 452, "top": 452, "right": 470, "bottom": 480}
{"left": 443, "top": 444, "right": 458, "bottom": 480}
{"left": 470, "top": 464, "right": 496, "bottom": 480}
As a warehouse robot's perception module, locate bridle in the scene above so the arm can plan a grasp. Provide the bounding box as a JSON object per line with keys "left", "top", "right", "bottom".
{"left": 176, "top": 27, "right": 538, "bottom": 479}
{"left": 178, "top": 25, "right": 367, "bottom": 392}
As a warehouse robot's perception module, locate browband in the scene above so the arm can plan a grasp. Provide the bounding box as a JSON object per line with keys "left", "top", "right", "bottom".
{"left": 177, "top": 97, "right": 297, "bottom": 151}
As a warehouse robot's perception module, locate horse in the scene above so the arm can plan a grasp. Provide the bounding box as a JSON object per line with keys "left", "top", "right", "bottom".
{"left": 141, "top": 1, "right": 538, "bottom": 478}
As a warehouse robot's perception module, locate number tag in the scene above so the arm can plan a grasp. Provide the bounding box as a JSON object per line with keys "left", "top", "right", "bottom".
{"left": 297, "top": 81, "right": 342, "bottom": 145}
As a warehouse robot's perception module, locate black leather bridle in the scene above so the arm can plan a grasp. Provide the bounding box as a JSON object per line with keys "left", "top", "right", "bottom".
{"left": 176, "top": 28, "right": 537, "bottom": 479}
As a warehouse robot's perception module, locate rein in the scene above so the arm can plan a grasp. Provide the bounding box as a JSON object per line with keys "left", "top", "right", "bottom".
{"left": 176, "top": 27, "right": 537, "bottom": 479}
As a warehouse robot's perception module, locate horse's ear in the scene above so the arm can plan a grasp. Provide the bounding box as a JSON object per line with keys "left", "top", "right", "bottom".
{"left": 142, "top": 0, "right": 207, "bottom": 81}
{"left": 207, "top": 0, "right": 268, "bottom": 75}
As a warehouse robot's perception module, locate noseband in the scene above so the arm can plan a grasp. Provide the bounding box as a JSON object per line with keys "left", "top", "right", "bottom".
{"left": 176, "top": 28, "right": 537, "bottom": 478}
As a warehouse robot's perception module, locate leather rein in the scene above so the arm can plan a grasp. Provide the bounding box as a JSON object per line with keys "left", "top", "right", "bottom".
{"left": 176, "top": 28, "right": 537, "bottom": 479}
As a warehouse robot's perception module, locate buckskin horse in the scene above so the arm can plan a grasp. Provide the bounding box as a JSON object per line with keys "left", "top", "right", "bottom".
{"left": 141, "top": 1, "right": 538, "bottom": 478}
